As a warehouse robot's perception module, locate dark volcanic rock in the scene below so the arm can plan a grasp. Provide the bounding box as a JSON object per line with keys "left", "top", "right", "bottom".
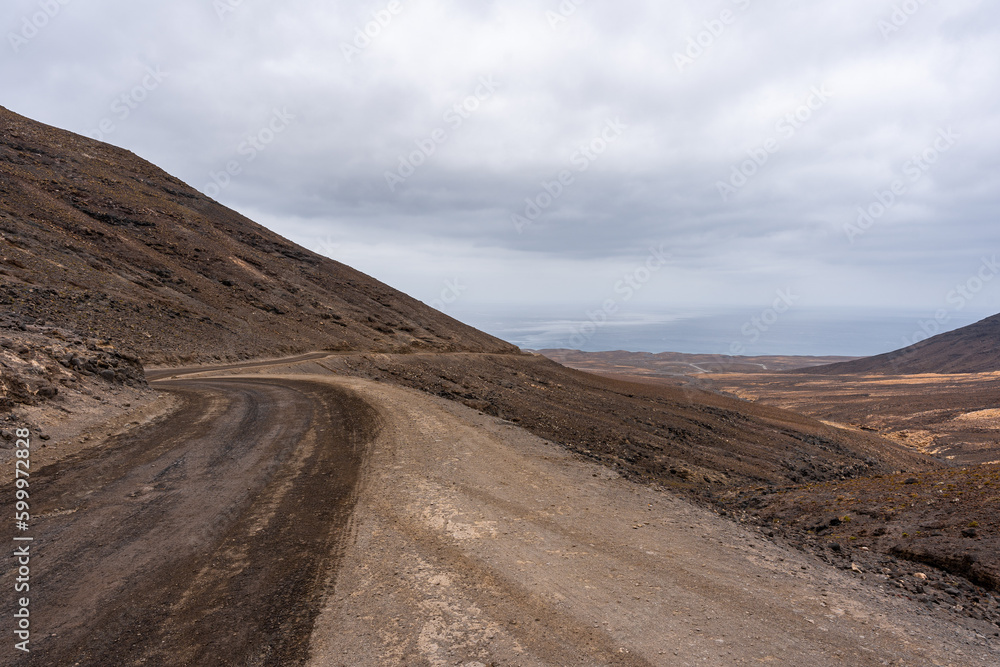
{"left": 0, "top": 312, "right": 146, "bottom": 409}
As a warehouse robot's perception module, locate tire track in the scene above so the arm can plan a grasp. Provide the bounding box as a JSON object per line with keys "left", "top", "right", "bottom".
{"left": 1, "top": 377, "right": 378, "bottom": 666}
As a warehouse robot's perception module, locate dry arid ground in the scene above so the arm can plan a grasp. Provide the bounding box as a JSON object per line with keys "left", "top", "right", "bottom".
{"left": 708, "top": 371, "right": 1000, "bottom": 466}
{"left": 704, "top": 370, "right": 1000, "bottom": 621}
{"left": 542, "top": 350, "right": 1000, "bottom": 635}
{"left": 150, "top": 359, "right": 1000, "bottom": 665}
{"left": 259, "top": 351, "right": 938, "bottom": 492}
{"left": 307, "top": 374, "right": 995, "bottom": 666}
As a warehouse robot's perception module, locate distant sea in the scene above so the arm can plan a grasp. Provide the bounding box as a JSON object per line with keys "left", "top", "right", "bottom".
{"left": 450, "top": 307, "right": 993, "bottom": 357}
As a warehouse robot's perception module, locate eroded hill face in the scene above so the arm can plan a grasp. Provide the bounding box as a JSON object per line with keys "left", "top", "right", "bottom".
{"left": 0, "top": 106, "right": 515, "bottom": 366}
{"left": 802, "top": 313, "right": 1000, "bottom": 375}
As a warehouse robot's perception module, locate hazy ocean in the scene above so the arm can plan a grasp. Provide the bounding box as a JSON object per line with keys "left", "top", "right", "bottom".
{"left": 452, "top": 307, "right": 993, "bottom": 357}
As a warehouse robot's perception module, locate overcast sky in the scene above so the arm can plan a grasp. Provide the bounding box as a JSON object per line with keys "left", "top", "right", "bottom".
{"left": 4, "top": 0, "right": 1000, "bottom": 351}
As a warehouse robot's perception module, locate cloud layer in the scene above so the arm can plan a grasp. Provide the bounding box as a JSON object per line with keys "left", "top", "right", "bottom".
{"left": 4, "top": 0, "right": 1000, "bottom": 339}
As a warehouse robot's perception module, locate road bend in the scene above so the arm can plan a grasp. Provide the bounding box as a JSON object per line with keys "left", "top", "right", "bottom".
{"left": 2, "top": 376, "right": 379, "bottom": 666}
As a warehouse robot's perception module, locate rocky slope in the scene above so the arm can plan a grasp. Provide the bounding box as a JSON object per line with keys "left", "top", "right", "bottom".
{"left": 0, "top": 311, "right": 144, "bottom": 411}
{"left": 0, "top": 105, "right": 515, "bottom": 370}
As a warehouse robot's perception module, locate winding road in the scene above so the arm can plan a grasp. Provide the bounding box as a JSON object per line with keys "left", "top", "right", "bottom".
{"left": 3, "top": 373, "right": 378, "bottom": 666}
{"left": 3, "top": 354, "right": 997, "bottom": 666}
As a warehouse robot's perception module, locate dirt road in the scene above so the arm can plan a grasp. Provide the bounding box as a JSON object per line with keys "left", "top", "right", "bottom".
{"left": 1, "top": 376, "right": 377, "bottom": 666}
{"left": 300, "top": 374, "right": 998, "bottom": 666}
{"left": 4, "top": 355, "right": 998, "bottom": 665}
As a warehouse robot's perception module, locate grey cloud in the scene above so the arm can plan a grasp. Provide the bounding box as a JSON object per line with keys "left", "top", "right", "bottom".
{"left": 3, "top": 0, "right": 1000, "bottom": 320}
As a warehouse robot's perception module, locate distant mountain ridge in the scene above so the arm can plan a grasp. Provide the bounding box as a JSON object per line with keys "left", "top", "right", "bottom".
{"left": 0, "top": 106, "right": 516, "bottom": 364}
{"left": 799, "top": 312, "right": 1000, "bottom": 374}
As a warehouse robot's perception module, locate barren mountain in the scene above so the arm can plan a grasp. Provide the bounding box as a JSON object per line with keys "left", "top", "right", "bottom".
{"left": 0, "top": 105, "right": 514, "bottom": 366}
{"left": 801, "top": 312, "right": 1000, "bottom": 375}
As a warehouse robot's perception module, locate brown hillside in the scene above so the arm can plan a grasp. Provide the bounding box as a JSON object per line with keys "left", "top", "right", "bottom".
{"left": 0, "top": 106, "right": 515, "bottom": 365}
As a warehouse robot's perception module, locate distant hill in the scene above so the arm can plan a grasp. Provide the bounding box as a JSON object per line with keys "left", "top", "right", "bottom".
{"left": 798, "top": 313, "right": 1000, "bottom": 375}
{"left": 0, "top": 106, "right": 515, "bottom": 364}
